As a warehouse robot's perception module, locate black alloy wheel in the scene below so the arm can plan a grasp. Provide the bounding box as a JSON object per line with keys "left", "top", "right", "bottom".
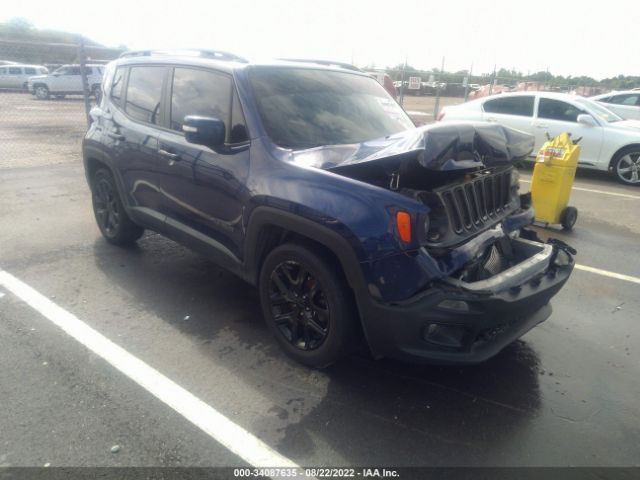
{"left": 259, "top": 243, "right": 359, "bottom": 367}
{"left": 268, "top": 260, "right": 330, "bottom": 351}
{"left": 91, "top": 168, "right": 144, "bottom": 245}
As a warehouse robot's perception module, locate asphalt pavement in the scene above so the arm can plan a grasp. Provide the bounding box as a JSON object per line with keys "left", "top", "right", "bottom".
{"left": 1, "top": 94, "right": 639, "bottom": 469}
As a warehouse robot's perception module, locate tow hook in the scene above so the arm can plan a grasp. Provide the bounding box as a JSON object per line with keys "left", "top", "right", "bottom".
{"left": 547, "top": 238, "right": 577, "bottom": 267}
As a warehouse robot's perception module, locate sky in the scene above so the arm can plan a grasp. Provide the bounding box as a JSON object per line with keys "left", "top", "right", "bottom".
{"left": 3, "top": 0, "right": 639, "bottom": 80}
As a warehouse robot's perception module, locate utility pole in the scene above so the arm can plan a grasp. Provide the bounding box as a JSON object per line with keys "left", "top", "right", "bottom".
{"left": 433, "top": 56, "right": 445, "bottom": 120}
{"left": 463, "top": 63, "right": 473, "bottom": 102}
{"left": 77, "top": 36, "right": 91, "bottom": 127}
{"left": 399, "top": 56, "right": 407, "bottom": 107}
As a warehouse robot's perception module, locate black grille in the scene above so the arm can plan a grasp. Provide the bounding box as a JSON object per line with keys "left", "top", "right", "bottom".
{"left": 437, "top": 168, "right": 513, "bottom": 235}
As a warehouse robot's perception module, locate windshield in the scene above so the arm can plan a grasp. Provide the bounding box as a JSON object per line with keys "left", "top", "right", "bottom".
{"left": 249, "top": 67, "right": 414, "bottom": 150}
{"left": 573, "top": 97, "right": 622, "bottom": 123}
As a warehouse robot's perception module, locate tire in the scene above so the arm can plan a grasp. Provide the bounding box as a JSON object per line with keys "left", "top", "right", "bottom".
{"left": 611, "top": 146, "right": 640, "bottom": 185}
{"left": 34, "top": 85, "right": 49, "bottom": 100}
{"left": 259, "top": 242, "right": 359, "bottom": 368}
{"left": 91, "top": 168, "right": 144, "bottom": 245}
{"left": 560, "top": 206, "right": 578, "bottom": 230}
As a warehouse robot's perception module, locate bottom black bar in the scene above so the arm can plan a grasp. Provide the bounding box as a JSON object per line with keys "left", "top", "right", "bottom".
{"left": 0, "top": 468, "right": 638, "bottom": 480}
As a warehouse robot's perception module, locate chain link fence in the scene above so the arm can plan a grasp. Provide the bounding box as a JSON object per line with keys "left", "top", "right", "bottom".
{"left": 0, "top": 39, "right": 121, "bottom": 169}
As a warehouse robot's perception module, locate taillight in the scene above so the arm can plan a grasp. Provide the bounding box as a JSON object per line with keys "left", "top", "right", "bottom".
{"left": 396, "top": 211, "right": 412, "bottom": 243}
{"left": 436, "top": 110, "right": 446, "bottom": 121}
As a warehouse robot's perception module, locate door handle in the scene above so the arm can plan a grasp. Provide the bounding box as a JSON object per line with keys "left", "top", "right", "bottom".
{"left": 534, "top": 123, "right": 548, "bottom": 129}
{"left": 158, "top": 149, "right": 181, "bottom": 162}
{"left": 486, "top": 117, "right": 497, "bottom": 122}
{"left": 106, "top": 131, "right": 125, "bottom": 140}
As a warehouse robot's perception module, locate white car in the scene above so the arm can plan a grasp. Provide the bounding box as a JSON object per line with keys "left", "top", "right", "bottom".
{"left": 0, "top": 64, "right": 48, "bottom": 90}
{"left": 27, "top": 64, "right": 104, "bottom": 100}
{"left": 590, "top": 90, "right": 640, "bottom": 120}
{"left": 438, "top": 92, "right": 640, "bottom": 185}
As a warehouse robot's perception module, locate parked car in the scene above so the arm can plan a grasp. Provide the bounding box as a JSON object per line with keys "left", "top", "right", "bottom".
{"left": 438, "top": 92, "right": 640, "bottom": 185}
{"left": 0, "top": 64, "right": 48, "bottom": 90}
{"left": 591, "top": 91, "right": 640, "bottom": 120}
{"left": 27, "top": 64, "right": 104, "bottom": 99}
{"left": 83, "top": 50, "right": 574, "bottom": 367}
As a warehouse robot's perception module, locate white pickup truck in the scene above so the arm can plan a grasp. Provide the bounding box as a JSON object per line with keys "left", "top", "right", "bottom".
{"left": 28, "top": 64, "right": 104, "bottom": 100}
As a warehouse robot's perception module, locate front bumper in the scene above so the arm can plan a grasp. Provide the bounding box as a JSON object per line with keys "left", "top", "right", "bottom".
{"left": 359, "top": 237, "right": 574, "bottom": 364}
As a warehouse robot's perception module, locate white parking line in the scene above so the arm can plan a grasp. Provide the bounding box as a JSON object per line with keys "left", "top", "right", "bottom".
{"left": 520, "top": 179, "right": 640, "bottom": 200}
{"left": 0, "top": 269, "right": 300, "bottom": 470}
{"left": 575, "top": 264, "right": 640, "bottom": 285}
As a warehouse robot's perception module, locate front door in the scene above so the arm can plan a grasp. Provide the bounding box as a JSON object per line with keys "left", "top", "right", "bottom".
{"left": 156, "top": 67, "right": 251, "bottom": 263}
{"left": 533, "top": 97, "right": 603, "bottom": 166}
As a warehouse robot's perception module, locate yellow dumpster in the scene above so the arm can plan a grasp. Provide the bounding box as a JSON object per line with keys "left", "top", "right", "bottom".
{"left": 530, "top": 132, "right": 579, "bottom": 230}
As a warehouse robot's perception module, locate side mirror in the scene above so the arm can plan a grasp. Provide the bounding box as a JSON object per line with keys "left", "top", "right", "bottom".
{"left": 182, "top": 116, "right": 225, "bottom": 148}
{"left": 577, "top": 114, "right": 597, "bottom": 127}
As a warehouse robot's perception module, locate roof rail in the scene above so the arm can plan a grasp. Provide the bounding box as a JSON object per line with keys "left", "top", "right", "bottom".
{"left": 118, "top": 49, "right": 248, "bottom": 63}
{"left": 278, "top": 58, "right": 361, "bottom": 72}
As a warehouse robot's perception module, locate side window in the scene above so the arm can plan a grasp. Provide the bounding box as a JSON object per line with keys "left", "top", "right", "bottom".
{"left": 125, "top": 66, "right": 165, "bottom": 124}
{"left": 24, "top": 68, "right": 36, "bottom": 75}
{"left": 538, "top": 98, "right": 583, "bottom": 122}
{"left": 9, "top": 67, "right": 22, "bottom": 75}
{"left": 110, "top": 67, "right": 125, "bottom": 108}
{"left": 84, "top": 67, "right": 93, "bottom": 75}
{"left": 69, "top": 67, "right": 82, "bottom": 75}
{"left": 230, "top": 88, "right": 249, "bottom": 143}
{"left": 610, "top": 94, "right": 640, "bottom": 106}
{"left": 0, "top": 68, "right": 6, "bottom": 75}
{"left": 170, "top": 67, "right": 231, "bottom": 133}
{"left": 483, "top": 96, "right": 534, "bottom": 117}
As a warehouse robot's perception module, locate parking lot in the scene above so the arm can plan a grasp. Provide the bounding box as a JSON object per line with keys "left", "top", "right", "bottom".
{"left": 1, "top": 91, "right": 639, "bottom": 469}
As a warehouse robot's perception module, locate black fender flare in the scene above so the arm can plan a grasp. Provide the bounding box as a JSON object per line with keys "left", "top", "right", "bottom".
{"left": 243, "top": 206, "right": 367, "bottom": 296}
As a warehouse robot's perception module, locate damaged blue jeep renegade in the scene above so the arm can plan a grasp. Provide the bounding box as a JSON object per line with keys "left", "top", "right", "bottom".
{"left": 83, "top": 50, "right": 575, "bottom": 367}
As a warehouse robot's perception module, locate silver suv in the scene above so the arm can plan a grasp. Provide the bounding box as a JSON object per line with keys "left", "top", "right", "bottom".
{"left": 28, "top": 64, "right": 104, "bottom": 99}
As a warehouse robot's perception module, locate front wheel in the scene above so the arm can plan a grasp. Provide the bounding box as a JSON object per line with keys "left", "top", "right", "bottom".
{"left": 34, "top": 85, "right": 49, "bottom": 100}
{"left": 92, "top": 85, "right": 102, "bottom": 103}
{"left": 612, "top": 147, "right": 640, "bottom": 185}
{"left": 91, "top": 168, "right": 144, "bottom": 245}
{"left": 259, "top": 243, "right": 359, "bottom": 368}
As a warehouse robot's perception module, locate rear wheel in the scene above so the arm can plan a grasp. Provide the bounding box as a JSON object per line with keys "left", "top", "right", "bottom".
{"left": 91, "top": 168, "right": 144, "bottom": 245}
{"left": 612, "top": 147, "right": 640, "bottom": 185}
{"left": 259, "top": 243, "right": 359, "bottom": 368}
{"left": 34, "top": 85, "right": 49, "bottom": 100}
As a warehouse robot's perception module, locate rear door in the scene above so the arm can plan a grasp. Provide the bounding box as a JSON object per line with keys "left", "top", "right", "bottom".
{"left": 481, "top": 95, "right": 536, "bottom": 153}
{"left": 156, "top": 66, "right": 250, "bottom": 262}
{"left": 534, "top": 97, "right": 604, "bottom": 166}
{"left": 106, "top": 64, "right": 169, "bottom": 227}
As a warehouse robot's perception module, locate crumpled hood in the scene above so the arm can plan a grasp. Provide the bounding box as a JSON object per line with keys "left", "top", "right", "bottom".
{"left": 290, "top": 122, "right": 535, "bottom": 172}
